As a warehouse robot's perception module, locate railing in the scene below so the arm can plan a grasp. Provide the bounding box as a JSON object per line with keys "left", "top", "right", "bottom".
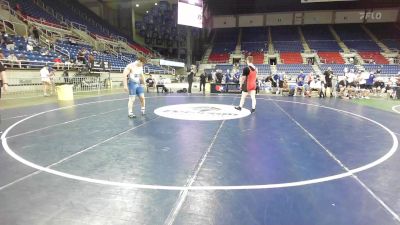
{"left": 2, "top": 74, "right": 112, "bottom": 99}
{"left": 54, "top": 44, "right": 70, "bottom": 61}
{"left": 26, "top": 16, "right": 68, "bottom": 31}
{"left": 301, "top": 49, "right": 317, "bottom": 54}
{"left": 70, "top": 21, "right": 87, "bottom": 32}
{"left": 0, "top": 19, "right": 16, "bottom": 35}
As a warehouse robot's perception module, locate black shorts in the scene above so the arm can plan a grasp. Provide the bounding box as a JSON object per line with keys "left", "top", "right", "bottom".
{"left": 360, "top": 84, "right": 367, "bottom": 89}
{"left": 325, "top": 82, "right": 332, "bottom": 88}
{"left": 365, "top": 84, "right": 373, "bottom": 90}
{"left": 338, "top": 80, "right": 346, "bottom": 87}
{"left": 347, "top": 82, "right": 356, "bottom": 87}
{"left": 279, "top": 80, "right": 283, "bottom": 88}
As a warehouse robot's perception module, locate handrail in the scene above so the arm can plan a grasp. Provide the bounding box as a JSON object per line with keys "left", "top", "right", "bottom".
{"left": 70, "top": 21, "right": 87, "bottom": 32}
{"left": 0, "top": 19, "right": 16, "bottom": 35}
{"left": 55, "top": 45, "right": 70, "bottom": 60}
{"left": 26, "top": 16, "right": 68, "bottom": 31}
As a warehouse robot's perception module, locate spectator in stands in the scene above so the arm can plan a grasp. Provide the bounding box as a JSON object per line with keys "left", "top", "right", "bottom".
{"left": 0, "top": 49, "right": 5, "bottom": 60}
{"left": 7, "top": 52, "right": 21, "bottom": 68}
{"left": 53, "top": 56, "right": 63, "bottom": 70}
{"left": 0, "top": 32, "right": 5, "bottom": 46}
{"left": 41, "top": 49, "right": 50, "bottom": 56}
{"left": 88, "top": 53, "right": 95, "bottom": 71}
{"left": 0, "top": 61, "right": 8, "bottom": 98}
{"left": 199, "top": 72, "right": 206, "bottom": 93}
{"left": 3, "top": 34, "right": 15, "bottom": 51}
{"left": 40, "top": 65, "right": 52, "bottom": 97}
{"left": 26, "top": 35, "right": 35, "bottom": 52}
{"left": 77, "top": 49, "right": 86, "bottom": 64}
{"left": 32, "top": 27, "right": 39, "bottom": 41}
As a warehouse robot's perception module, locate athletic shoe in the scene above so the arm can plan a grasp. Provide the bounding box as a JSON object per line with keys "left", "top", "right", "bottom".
{"left": 251, "top": 108, "right": 255, "bottom": 113}
{"left": 128, "top": 113, "right": 136, "bottom": 118}
{"left": 141, "top": 110, "right": 145, "bottom": 116}
{"left": 234, "top": 106, "right": 242, "bottom": 111}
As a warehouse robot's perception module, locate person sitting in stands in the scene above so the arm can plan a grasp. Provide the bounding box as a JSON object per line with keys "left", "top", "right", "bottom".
{"left": 7, "top": 52, "right": 20, "bottom": 68}
{"left": 3, "top": 34, "right": 15, "bottom": 51}
{"left": 53, "top": 56, "right": 63, "bottom": 70}
{"left": 0, "top": 49, "right": 5, "bottom": 60}
{"left": 26, "top": 35, "right": 35, "bottom": 52}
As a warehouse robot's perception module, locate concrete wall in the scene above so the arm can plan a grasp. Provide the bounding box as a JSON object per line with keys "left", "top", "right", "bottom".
{"left": 211, "top": 8, "right": 400, "bottom": 28}
{"left": 212, "top": 15, "right": 237, "bottom": 28}
{"left": 303, "top": 11, "right": 333, "bottom": 24}
{"left": 238, "top": 14, "right": 264, "bottom": 27}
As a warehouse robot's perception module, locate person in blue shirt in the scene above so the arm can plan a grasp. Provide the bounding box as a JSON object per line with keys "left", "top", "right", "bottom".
{"left": 295, "top": 71, "right": 306, "bottom": 96}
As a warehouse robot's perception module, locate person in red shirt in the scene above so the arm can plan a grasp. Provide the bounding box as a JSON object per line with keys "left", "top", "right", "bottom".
{"left": 235, "top": 56, "right": 257, "bottom": 113}
{"left": 53, "top": 56, "right": 63, "bottom": 70}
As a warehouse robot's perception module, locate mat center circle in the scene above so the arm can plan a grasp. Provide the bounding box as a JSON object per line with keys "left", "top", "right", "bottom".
{"left": 154, "top": 103, "right": 251, "bottom": 121}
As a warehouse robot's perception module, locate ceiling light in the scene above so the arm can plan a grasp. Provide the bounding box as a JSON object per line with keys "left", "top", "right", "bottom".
{"left": 155, "top": 3, "right": 158, "bottom": 5}
{"left": 146, "top": 11, "right": 149, "bottom": 13}
{"left": 136, "top": 4, "right": 139, "bottom": 7}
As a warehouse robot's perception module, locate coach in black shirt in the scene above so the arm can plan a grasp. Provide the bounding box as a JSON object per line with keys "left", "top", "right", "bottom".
{"left": 199, "top": 73, "right": 206, "bottom": 92}
{"left": 188, "top": 68, "right": 194, "bottom": 93}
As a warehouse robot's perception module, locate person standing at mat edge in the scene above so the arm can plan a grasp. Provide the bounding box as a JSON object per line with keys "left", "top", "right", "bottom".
{"left": 235, "top": 56, "right": 257, "bottom": 113}
{"left": 0, "top": 61, "right": 8, "bottom": 99}
{"left": 187, "top": 65, "right": 195, "bottom": 93}
{"left": 123, "top": 57, "right": 147, "bottom": 118}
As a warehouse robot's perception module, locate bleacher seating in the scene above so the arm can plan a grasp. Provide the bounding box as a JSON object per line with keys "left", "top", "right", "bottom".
{"left": 208, "top": 28, "right": 238, "bottom": 63}
{"left": 273, "top": 41, "right": 303, "bottom": 52}
{"left": 208, "top": 53, "right": 230, "bottom": 64}
{"left": 280, "top": 52, "right": 303, "bottom": 64}
{"left": 363, "top": 64, "right": 400, "bottom": 76}
{"left": 249, "top": 52, "right": 265, "bottom": 64}
{"left": 276, "top": 64, "right": 313, "bottom": 76}
{"left": 358, "top": 52, "right": 388, "bottom": 64}
{"left": 271, "top": 26, "right": 303, "bottom": 52}
{"left": 334, "top": 24, "right": 381, "bottom": 52}
{"left": 215, "top": 64, "right": 233, "bottom": 72}
{"left": 239, "top": 64, "right": 271, "bottom": 76}
{"left": 319, "top": 64, "right": 356, "bottom": 75}
{"left": 318, "top": 52, "right": 345, "bottom": 64}
{"left": 302, "top": 25, "right": 335, "bottom": 41}
{"left": 367, "top": 23, "right": 400, "bottom": 50}
{"left": 382, "top": 39, "right": 400, "bottom": 50}
{"left": 308, "top": 41, "right": 342, "bottom": 51}
{"left": 1, "top": 35, "right": 60, "bottom": 67}
{"left": 10, "top": 0, "right": 60, "bottom": 25}
{"left": 344, "top": 40, "right": 381, "bottom": 52}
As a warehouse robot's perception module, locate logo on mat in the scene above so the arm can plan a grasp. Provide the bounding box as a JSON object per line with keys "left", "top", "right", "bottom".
{"left": 154, "top": 104, "right": 251, "bottom": 121}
